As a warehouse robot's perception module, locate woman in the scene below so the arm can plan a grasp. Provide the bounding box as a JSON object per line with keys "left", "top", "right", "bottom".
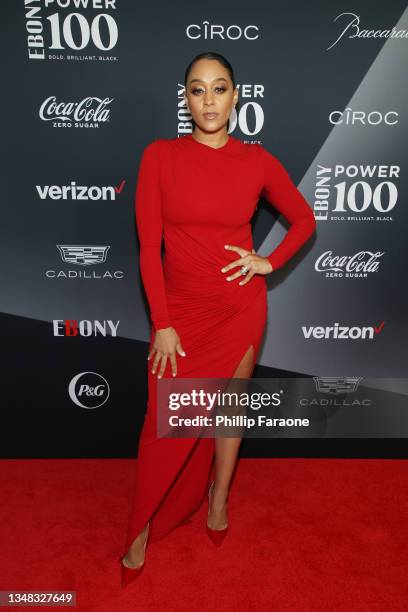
{"left": 120, "top": 51, "right": 316, "bottom": 588}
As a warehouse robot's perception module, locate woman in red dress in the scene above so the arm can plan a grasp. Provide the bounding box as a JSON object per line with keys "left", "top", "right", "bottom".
{"left": 120, "top": 51, "right": 316, "bottom": 587}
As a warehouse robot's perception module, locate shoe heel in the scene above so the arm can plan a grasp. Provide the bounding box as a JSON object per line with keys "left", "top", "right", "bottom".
{"left": 119, "top": 556, "right": 145, "bottom": 588}
{"left": 206, "top": 480, "right": 229, "bottom": 547}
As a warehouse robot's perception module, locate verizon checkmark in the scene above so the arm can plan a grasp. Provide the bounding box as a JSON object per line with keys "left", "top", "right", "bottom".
{"left": 115, "top": 179, "right": 125, "bottom": 194}
{"left": 374, "top": 321, "right": 385, "bottom": 334}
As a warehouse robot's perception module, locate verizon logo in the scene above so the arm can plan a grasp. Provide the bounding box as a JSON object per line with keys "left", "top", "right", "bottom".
{"left": 302, "top": 322, "right": 385, "bottom": 340}
{"left": 36, "top": 180, "right": 126, "bottom": 200}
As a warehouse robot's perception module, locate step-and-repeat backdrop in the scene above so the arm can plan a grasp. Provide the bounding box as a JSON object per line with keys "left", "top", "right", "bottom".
{"left": 1, "top": 1, "right": 407, "bottom": 457}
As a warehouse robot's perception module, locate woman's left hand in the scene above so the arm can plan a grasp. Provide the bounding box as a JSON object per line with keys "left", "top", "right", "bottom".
{"left": 221, "top": 245, "right": 273, "bottom": 285}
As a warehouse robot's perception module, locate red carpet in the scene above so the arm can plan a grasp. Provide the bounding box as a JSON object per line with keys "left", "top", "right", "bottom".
{"left": 1, "top": 458, "right": 407, "bottom": 611}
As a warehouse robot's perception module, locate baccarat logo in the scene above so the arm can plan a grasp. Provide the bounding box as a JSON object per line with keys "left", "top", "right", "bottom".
{"left": 327, "top": 12, "right": 408, "bottom": 50}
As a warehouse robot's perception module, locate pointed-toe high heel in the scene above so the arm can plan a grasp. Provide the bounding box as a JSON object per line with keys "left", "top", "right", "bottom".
{"left": 206, "top": 480, "right": 229, "bottom": 547}
{"left": 119, "top": 521, "right": 150, "bottom": 589}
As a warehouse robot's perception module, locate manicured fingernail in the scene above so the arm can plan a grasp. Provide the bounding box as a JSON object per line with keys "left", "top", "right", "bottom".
{"left": 224, "top": 245, "right": 229, "bottom": 248}
{"left": 173, "top": 373, "right": 176, "bottom": 377}
{"left": 158, "top": 375, "right": 162, "bottom": 379}
{"left": 181, "top": 351, "right": 186, "bottom": 356}
{"left": 221, "top": 268, "right": 225, "bottom": 272}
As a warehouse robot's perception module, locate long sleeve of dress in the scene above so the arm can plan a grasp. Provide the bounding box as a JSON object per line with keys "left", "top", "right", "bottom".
{"left": 135, "top": 140, "right": 171, "bottom": 331}
{"left": 258, "top": 145, "right": 316, "bottom": 271}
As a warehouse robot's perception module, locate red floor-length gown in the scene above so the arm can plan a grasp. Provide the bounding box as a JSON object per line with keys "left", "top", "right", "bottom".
{"left": 124, "top": 133, "right": 316, "bottom": 550}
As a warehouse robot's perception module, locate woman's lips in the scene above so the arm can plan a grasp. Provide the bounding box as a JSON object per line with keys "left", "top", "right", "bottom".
{"left": 203, "top": 113, "right": 218, "bottom": 120}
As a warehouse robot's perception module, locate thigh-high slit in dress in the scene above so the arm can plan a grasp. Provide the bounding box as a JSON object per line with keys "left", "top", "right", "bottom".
{"left": 124, "top": 133, "right": 316, "bottom": 550}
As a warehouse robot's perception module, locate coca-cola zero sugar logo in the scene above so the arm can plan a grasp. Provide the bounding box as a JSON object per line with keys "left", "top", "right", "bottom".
{"left": 39, "top": 96, "right": 113, "bottom": 128}
{"left": 315, "top": 250, "right": 384, "bottom": 278}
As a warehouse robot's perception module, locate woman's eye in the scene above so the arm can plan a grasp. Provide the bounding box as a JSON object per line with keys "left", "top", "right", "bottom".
{"left": 190, "top": 87, "right": 227, "bottom": 95}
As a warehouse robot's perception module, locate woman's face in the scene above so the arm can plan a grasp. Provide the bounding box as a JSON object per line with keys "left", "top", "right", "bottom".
{"left": 184, "top": 58, "right": 238, "bottom": 134}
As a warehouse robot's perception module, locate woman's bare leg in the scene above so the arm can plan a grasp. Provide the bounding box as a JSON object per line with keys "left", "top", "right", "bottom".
{"left": 209, "top": 345, "right": 255, "bottom": 529}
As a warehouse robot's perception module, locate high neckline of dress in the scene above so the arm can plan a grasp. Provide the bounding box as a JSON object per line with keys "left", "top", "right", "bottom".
{"left": 185, "top": 133, "right": 234, "bottom": 151}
